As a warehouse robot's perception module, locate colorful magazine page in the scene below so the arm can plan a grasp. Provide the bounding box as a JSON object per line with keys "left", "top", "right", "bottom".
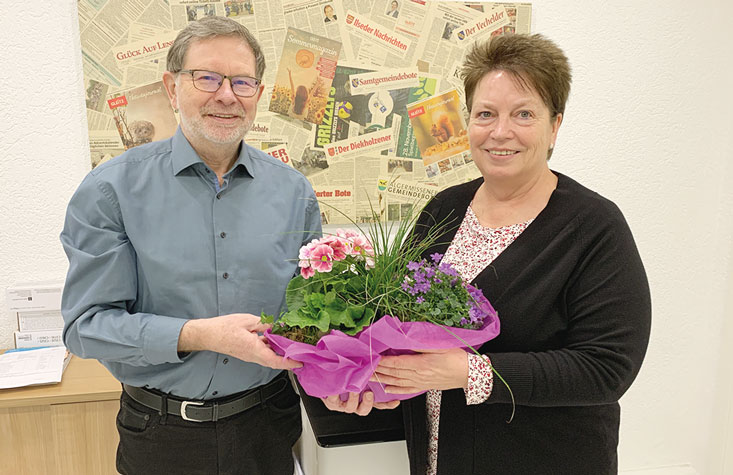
{"left": 406, "top": 88, "right": 469, "bottom": 166}
{"left": 313, "top": 64, "right": 374, "bottom": 150}
{"left": 106, "top": 81, "right": 178, "bottom": 150}
{"left": 313, "top": 66, "right": 438, "bottom": 160}
{"left": 269, "top": 27, "right": 341, "bottom": 125}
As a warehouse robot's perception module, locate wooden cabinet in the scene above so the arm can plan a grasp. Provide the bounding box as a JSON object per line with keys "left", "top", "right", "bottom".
{"left": 0, "top": 355, "right": 121, "bottom": 475}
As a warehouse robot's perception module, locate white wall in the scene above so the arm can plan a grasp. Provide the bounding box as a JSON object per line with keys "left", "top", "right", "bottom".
{"left": 1, "top": 1, "right": 731, "bottom": 473}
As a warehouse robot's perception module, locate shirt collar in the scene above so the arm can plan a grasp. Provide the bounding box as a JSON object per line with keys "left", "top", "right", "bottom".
{"left": 171, "top": 127, "right": 255, "bottom": 178}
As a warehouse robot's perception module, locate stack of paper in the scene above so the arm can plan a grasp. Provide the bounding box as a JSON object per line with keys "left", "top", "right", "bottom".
{"left": 0, "top": 347, "right": 71, "bottom": 389}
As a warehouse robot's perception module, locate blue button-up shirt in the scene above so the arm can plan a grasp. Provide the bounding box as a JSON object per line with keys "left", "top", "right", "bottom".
{"left": 60, "top": 128, "right": 321, "bottom": 399}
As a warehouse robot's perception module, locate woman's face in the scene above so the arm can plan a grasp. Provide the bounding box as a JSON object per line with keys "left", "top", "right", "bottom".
{"left": 325, "top": 5, "right": 334, "bottom": 16}
{"left": 391, "top": 1, "right": 398, "bottom": 10}
{"left": 468, "top": 70, "right": 561, "bottom": 184}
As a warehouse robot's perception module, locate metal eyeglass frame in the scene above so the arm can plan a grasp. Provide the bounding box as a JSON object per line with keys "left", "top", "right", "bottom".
{"left": 177, "top": 69, "right": 261, "bottom": 97}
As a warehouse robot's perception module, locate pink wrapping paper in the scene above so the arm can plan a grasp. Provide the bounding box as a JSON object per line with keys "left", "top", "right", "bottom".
{"left": 266, "top": 312, "right": 500, "bottom": 403}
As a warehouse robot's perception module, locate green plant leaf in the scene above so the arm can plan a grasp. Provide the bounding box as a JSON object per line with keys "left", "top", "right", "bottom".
{"left": 329, "top": 308, "right": 355, "bottom": 328}
{"left": 306, "top": 292, "right": 326, "bottom": 310}
{"left": 279, "top": 307, "right": 330, "bottom": 332}
{"left": 342, "top": 307, "right": 376, "bottom": 335}
{"left": 285, "top": 276, "right": 308, "bottom": 312}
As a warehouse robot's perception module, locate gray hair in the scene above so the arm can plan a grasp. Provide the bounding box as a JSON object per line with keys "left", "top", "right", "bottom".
{"left": 166, "top": 16, "right": 265, "bottom": 79}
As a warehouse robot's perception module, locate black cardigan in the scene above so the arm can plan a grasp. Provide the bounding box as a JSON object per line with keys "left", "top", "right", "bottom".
{"left": 403, "top": 172, "right": 651, "bottom": 475}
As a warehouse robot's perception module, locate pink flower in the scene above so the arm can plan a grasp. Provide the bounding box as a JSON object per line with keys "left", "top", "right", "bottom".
{"left": 336, "top": 228, "right": 361, "bottom": 239}
{"left": 351, "top": 234, "right": 374, "bottom": 258}
{"left": 300, "top": 265, "right": 315, "bottom": 279}
{"left": 310, "top": 243, "right": 335, "bottom": 273}
{"left": 298, "top": 239, "right": 321, "bottom": 279}
{"left": 321, "top": 235, "right": 347, "bottom": 261}
{"left": 336, "top": 229, "right": 374, "bottom": 259}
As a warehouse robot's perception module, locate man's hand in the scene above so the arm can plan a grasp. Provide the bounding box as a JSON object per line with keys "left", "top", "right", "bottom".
{"left": 322, "top": 391, "right": 400, "bottom": 416}
{"left": 371, "top": 348, "right": 469, "bottom": 394}
{"left": 178, "top": 313, "right": 302, "bottom": 370}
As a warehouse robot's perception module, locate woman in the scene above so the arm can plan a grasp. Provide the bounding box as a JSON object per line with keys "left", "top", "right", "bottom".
{"left": 324, "top": 34, "right": 651, "bottom": 474}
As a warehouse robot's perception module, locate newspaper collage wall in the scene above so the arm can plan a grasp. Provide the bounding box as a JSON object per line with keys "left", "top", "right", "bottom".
{"left": 79, "top": 0, "right": 531, "bottom": 224}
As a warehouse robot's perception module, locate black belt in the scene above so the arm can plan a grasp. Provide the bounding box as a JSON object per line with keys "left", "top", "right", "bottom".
{"left": 122, "top": 372, "right": 289, "bottom": 423}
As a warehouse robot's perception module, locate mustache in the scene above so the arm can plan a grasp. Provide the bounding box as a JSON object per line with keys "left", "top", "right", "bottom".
{"left": 200, "top": 107, "right": 245, "bottom": 117}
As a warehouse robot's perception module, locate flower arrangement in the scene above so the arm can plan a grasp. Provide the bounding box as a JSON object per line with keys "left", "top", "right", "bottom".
{"left": 262, "top": 208, "right": 501, "bottom": 402}
{"left": 265, "top": 229, "right": 378, "bottom": 345}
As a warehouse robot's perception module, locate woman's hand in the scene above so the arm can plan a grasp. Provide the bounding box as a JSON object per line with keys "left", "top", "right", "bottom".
{"left": 322, "top": 391, "right": 400, "bottom": 416}
{"left": 372, "top": 348, "right": 469, "bottom": 394}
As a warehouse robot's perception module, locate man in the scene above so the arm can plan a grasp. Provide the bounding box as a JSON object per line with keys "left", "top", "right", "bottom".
{"left": 61, "top": 17, "right": 321, "bottom": 475}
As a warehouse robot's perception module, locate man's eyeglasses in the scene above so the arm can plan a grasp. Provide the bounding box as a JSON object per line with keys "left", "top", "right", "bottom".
{"left": 177, "top": 69, "right": 261, "bottom": 97}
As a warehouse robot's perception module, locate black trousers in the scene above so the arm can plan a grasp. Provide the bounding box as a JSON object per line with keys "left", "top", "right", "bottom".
{"left": 115, "top": 377, "right": 302, "bottom": 475}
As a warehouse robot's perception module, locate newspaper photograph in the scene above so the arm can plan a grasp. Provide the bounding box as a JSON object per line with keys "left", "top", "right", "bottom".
{"left": 377, "top": 176, "right": 439, "bottom": 221}
{"left": 269, "top": 27, "right": 341, "bottom": 124}
{"left": 170, "top": 1, "right": 221, "bottom": 31}
{"left": 85, "top": 79, "right": 111, "bottom": 112}
{"left": 282, "top": 0, "right": 350, "bottom": 53}
{"left": 106, "top": 80, "right": 178, "bottom": 150}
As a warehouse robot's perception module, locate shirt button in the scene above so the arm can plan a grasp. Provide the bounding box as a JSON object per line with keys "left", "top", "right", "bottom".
{"left": 222, "top": 272, "right": 229, "bottom": 279}
{"left": 223, "top": 358, "right": 229, "bottom": 364}
{"left": 212, "top": 391, "right": 218, "bottom": 396}
{"left": 216, "top": 194, "right": 222, "bottom": 200}
{"left": 220, "top": 232, "right": 227, "bottom": 238}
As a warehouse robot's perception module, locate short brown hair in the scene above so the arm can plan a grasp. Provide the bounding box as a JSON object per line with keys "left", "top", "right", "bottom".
{"left": 461, "top": 34, "right": 571, "bottom": 119}
{"left": 167, "top": 16, "right": 265, "bottom": 79}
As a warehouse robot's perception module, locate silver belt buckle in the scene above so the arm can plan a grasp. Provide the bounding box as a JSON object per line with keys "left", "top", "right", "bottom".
{"left": 180, "top": 400, "right": 205, "bottom": 422}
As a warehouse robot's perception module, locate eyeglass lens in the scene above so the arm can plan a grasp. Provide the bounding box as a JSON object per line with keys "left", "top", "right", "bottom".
{"left": 191, "top": 70, "right": 258, "bottom": 97}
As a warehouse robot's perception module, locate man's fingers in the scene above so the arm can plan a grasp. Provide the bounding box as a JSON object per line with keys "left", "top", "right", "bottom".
{"left": 344, "top": 391, "right": 359, "bottom": 413}
{"left": 254, "top": 344, "right": 302, "bottom": 370}
{"left": 373, "top": 400, "right": 401, "bottom": 410}
{"left": 355, "top": 392, "right": 374, "bottom": 416}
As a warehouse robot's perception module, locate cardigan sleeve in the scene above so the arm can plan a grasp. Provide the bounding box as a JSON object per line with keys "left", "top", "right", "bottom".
{"left": 487, "top": 202, "right": 652, "bottom": 406}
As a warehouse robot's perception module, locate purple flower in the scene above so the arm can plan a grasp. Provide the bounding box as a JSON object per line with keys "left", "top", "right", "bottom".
{"left": 401, "top": 281, "right": 412, "bottom": 292}
{"left": 416, "top": 296, "right": 425, "bottom": 304}
{"left": 424, "top": 266, "right": 436, "bottom": 279}
{"left": 460, "top": 317, "right": 469, "bottom": 326}
{"left": 438, "top": 261, "right": 459, "bottom": 277}
{"left": 430, "top": 252, "right": 443, "bottom": 263}
{"left": 468, "top": 305, "right": 482, "bottom": 324}
{"left": 407, "top": 261, "right": 421, "bottom": 271}
{"left": 434, "top": 277, "right": 442, "bottom": 283}
{"left": 415, "top": 282, "right": 431, "bottom": 293}
{"left": 414, "top": 270, "right": 426, "bottom": 283}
